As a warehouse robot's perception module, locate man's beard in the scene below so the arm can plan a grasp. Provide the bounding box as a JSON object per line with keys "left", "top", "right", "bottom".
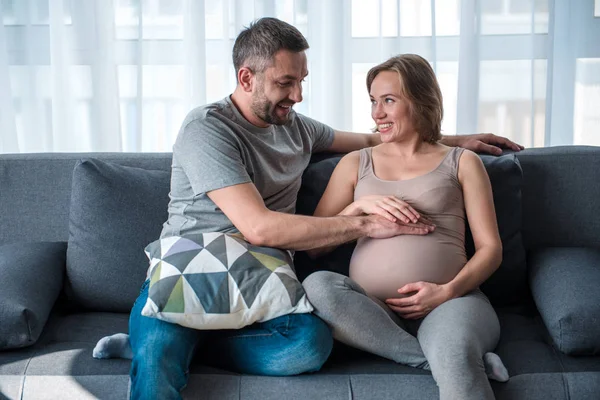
{"left": 250, "top": 87, "right": 289, "bottom": 126}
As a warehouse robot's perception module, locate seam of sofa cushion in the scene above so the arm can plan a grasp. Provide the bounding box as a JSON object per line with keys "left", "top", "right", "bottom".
{"left": 15, "top": 375, "right": 25, "bottom": 400}
{"left": 24, "top": 309, "right": 33, "bottom": 345}
{"left": 559, "top": 318, "right": 563, "bottom": 353}
{"left": 550, "top": 330, "right": 568, "bottom": 375}
{"left": 19, "top": 352, "right": 36, "bottom": 400}
{"left": 561, "top": 373, "right": 570, "bottom": 400}
{"left": 348, "top": 375, "right": 354, "bottom": 399}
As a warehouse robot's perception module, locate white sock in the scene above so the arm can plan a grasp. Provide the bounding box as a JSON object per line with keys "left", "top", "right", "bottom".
{"left": 483, "top": 352, "right": 509, "bottom": 382}
{"left": 92, "top": 333, "right": 133, "bottom": 360}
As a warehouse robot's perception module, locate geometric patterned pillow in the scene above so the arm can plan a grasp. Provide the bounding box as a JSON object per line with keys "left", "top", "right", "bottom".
{"left": 141, "top": 233, "right": 313, "bottom": 330}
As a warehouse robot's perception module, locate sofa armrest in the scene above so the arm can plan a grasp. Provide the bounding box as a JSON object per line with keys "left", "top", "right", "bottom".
{"left": 528, "top": 247, "right": 600, "bottom": 355}
{"left": 0, "top": 242, "right": 66, "bottom": 349}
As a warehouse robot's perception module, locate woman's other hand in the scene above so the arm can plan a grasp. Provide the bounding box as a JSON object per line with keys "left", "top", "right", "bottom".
{"left": 385, "top": 281, "right": 453, "bottom": 319}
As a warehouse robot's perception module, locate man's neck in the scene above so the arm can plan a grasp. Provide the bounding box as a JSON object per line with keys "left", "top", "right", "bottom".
{"left": 230, "top": 88, "right": 270, "bottom": 128}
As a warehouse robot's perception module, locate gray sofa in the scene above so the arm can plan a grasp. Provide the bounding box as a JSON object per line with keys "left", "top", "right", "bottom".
{"left": 1, "top": 146, "right": 599, "bottom": 400}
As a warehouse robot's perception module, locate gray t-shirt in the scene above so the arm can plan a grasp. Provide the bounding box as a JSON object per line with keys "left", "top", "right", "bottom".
{"left": 160, "top": 96, "right": 334, "bottom": 238}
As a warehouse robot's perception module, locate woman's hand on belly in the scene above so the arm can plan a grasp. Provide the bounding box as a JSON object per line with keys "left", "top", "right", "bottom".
{"left": 385, "top": 281, "right": 453, "bottom": 319}
{"left": 351, "top": 195, "right": 434, "bottom": 225}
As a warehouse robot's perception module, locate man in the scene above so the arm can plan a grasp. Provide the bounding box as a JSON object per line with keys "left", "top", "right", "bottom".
{"left": 94, "top": 17, "right": 522, "bottom": 399}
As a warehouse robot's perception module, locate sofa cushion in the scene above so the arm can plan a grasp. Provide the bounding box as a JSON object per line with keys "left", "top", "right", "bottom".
{"left": 295, "top": 153, "right": 527, "bottom": 307}
{"left": 528, "top": 247, "right": 600, "bottom": 355}
{"left": 0, "top": 241, "right": 66, "bottom": 349}
{"left": 66, "top": 159, "right": 170, "bottom": 312}
{"left": 141, "top": 234, "right": 313, "bottom": 329}
{"left": 465, "top": 153, "right": 527, "bottom": 306}
{"left": 517, "top": 146, "right": 600, "bottom": 249}
{"left": 296, "top": 155, "right": 343, "bottom": 219}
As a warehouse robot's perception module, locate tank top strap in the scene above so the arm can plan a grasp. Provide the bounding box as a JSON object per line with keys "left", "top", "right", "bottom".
{"left": 438, "top": 147, "right": 465, "bottom": 180}
{"left": 357, "top": 147, "right": 374, "bottom": 181}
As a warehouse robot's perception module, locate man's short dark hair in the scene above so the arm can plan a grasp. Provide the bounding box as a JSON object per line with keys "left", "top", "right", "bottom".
{"left": 232, "top": 17, "right": 309, "bottom": 80}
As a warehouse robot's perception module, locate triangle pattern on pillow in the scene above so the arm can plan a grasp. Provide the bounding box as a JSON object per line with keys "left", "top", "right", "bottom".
{"left": 184, "top": 272, "right": 230, "bottom": 314}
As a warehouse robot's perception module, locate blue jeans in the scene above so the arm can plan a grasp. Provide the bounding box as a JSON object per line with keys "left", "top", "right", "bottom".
{"left": 129, "top": 280, "right": 333, "bottom": 400}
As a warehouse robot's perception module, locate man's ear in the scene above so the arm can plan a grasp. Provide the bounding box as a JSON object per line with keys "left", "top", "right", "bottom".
{"left": 238, "top": 67, "right": 254, "bottom": 93}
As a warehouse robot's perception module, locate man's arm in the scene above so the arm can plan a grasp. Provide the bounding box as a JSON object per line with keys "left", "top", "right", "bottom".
{"left": 440, "top": 133, "right": 524, "bottom": 155}
{"left": 207, "top": 183, "right": 377, "bottom": 251}
{"left": 326, "top": 130, "right": 523, "bottom": 155}
{"left": 207, "top": 181, "right": 431, "bottom": 251}
{"left": 327, "top": 130, "right": 381, "bottom": 153}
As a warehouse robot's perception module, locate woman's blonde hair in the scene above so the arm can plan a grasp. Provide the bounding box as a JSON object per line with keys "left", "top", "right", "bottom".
{"left": 366, "top": 54, "right": 443, "bottom": 143}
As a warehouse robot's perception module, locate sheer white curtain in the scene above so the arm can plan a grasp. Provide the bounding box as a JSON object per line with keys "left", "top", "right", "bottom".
{"left": 0, "top": 0, "right": 599, "bottom": 153}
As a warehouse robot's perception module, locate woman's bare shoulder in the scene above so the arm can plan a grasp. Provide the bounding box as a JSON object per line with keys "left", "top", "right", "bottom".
{"left": 337, "top": 150, "right": 361, "bottom": 168}
{"left": 329, "top": 150, "right": 362, "bottom": 186}
{"left": 458, "top": 148, "right": 483, "bottom": 164}
{"left": 458, "top": 148, "right": 487, "bottom": 182}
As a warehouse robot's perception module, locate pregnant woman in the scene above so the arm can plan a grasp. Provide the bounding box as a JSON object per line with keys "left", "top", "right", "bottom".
{"left": 303, "top": 54, "right": 508, "bottom": 400}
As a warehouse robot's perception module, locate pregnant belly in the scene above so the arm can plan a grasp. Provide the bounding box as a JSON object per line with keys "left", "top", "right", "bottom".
{"left": 349, "top": 235, "right": 466, "bottom": 301}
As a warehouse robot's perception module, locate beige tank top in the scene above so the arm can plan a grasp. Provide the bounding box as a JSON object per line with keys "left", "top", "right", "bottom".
{"left": 349, "top": 147, "right": 467, "bottom": 300}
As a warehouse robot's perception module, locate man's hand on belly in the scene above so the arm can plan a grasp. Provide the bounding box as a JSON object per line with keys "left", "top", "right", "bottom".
{"left": 365, "top": 215, "right": 435, "bottom": 239}
{"left": 385, "top": 281, "right": 453, "bottom": 319}
{"left": 352, "top": 195, "right": 425, "bottom": 224}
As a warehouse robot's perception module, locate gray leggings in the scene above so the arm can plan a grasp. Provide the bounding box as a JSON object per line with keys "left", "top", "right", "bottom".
{"left": 303, "top": 271, "right": 501, "bottom": 400}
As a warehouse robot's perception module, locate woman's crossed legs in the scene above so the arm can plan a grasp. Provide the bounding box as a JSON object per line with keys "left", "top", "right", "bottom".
{"left": 303, "top": 271, "right": 508, "bottom": 400}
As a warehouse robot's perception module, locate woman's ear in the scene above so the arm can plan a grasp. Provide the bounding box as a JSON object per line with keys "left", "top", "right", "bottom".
{"left": 238, "top": 67, "right": 254, "bottom": 92}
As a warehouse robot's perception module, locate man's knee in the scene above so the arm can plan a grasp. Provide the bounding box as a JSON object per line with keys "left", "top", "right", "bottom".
{"left": 265, "top": 313, "right": 333, "bottom": 375}
{"left": 288, "top": 313, "right": 333, "bottom": 373}
{"left": 131, "top": 343, "right": 172, "bottom": 377}
{"left": 130, "top": 343, "right": 191, "bottom": 400}
{"left": 131, "top": 328, "right": 195, "bottom": 377}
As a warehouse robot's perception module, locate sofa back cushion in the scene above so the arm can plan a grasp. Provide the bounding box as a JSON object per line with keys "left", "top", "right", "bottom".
{"left": 66, "top": 159, "right": 170, "bottom": 312}
{"left": 295, "top": 152, "right": 527, "bottom": 306}
{"left": 465, "top": 154, "right": 527, "bottom": 306}
{"left": 516, "top": 146, "right": 600, "bottom": 249}
{"left": 0, "top": 153, "right": 172, "bottom": 246}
